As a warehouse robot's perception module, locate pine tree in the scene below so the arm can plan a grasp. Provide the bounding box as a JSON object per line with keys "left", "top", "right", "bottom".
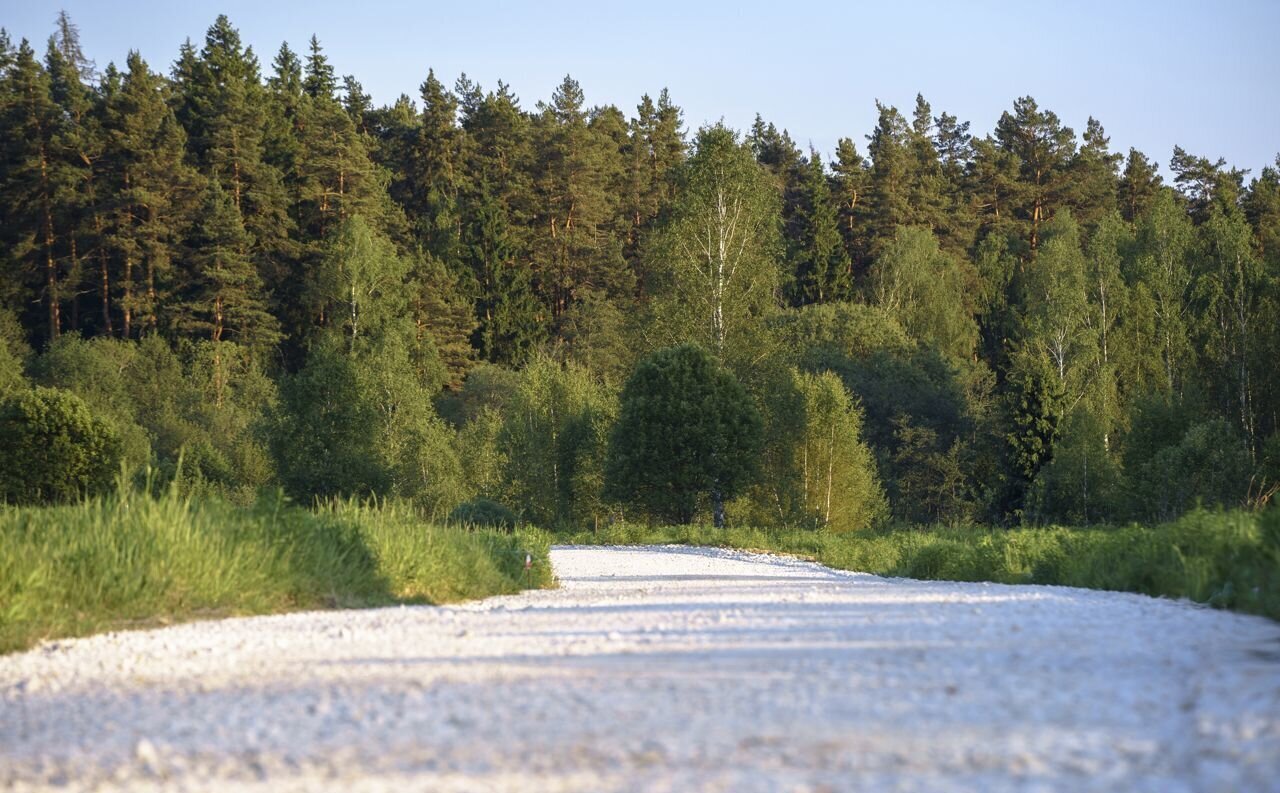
{"left": 457, "top": 80, "right": 541, "bottom": 364}
{"left": 864, "top": 101, "right": 913, "bottom": 250}
{"left": 831, "top": 137, "right": 868, "bottom": 277}
{"left": 0, "top": 40, "right": 64, "bottom": 342}
{"left": 341, "top": 75, "right": 371, "bottom": 133}
{"left": 933, "top": 109, "right": 976, "bottom": 251}
{"left": 532, "top": 75, "right": 628, "bottom": 320}
{"left": 623, "top": 91, "right": 685, "bottom": 276}
{"left": 967, "top": 135, "right": 1021, "bottom": 243}
{"left": 408, "top": 250, "right": 477, "bottom": 389}
{"left": 1170, "top": 145, "right": 1246, "bottom": 223}
{"left": 101, "top": 51, "right": 196, "bottom": 338}
{"left": 174, "top": 16, "right": 292, "bottom": 293}
{"left": 993, "top": 96, "right": 1077, "bottom": 251}
{"left": 1065, "top": 117, "right": 1121, "bottom": 229}
{"left": 651, "top": 89, "right": 685, "bottom": 200}
{"left": 467, "top": 186, "right": 544, "bottom": 365}
{"left": 1119, "top": 148, "right": 1163, "bottom": 222}
{"left": 414, "top": 69, "right": 464, "bottom": 265}
{"left": 44, "top": 14, "right": 100, "bottom": 335}
{"left": 905, "top": 94, "right": 948, "bottom": 237}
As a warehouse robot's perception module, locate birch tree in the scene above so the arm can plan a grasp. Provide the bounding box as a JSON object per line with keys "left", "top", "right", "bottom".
{"left": 754, "top": 369, "right": 885, "bottom": 532}
{"left": 645, "top": 124, "right": 781, "bottom": 374}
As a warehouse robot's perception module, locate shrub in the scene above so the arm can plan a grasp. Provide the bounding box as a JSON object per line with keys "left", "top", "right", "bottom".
{"left": 604, "top": 344, "right": 763, "bottom": 526}
{"left": 0, "top": 387, "right": 122, "bottom": 504}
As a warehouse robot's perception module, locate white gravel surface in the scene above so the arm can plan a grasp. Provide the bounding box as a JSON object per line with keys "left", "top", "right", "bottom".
{"left": 2, "top": 544, "right": 1279, "bottom": 792}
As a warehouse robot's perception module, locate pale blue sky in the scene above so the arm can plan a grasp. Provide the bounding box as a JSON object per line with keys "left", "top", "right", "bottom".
{"left": 4, "top": 1, "right": 1278, "bottom": 177}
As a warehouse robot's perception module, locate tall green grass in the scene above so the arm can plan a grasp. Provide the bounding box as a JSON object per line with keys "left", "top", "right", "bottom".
{"left": 0, "top": 480, "right": 553, "bottom": 654}
{"left": 561, "top": 509, "right": 1280, "bottom": 620}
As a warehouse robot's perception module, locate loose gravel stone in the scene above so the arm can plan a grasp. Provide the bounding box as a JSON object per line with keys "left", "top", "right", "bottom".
{"left": 1, "top": 545, "right": 1278, "bottom": 792}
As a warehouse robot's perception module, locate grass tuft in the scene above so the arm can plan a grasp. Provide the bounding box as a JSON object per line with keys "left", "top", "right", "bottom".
{"left": 0, "top": 478, "right": 553, "bottom": 654}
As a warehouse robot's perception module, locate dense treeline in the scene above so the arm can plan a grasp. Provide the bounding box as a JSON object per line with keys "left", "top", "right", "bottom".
{"left": 2, "top": 13, "right": 1278, "bottom": 527}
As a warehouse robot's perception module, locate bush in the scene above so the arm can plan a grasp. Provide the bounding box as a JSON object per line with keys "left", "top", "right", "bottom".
{"left": 448, "top": 498, "right": 518, "bottom": 530}
{"left": 0, "top": 387, "right": 122, "bottom": 504}
{"left": 605, "top": 344, "right": 763, "bottom": 526}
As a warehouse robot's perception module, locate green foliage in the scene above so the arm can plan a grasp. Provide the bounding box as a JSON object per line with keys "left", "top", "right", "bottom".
{"left": 448, "top": 498, "right": 518, "bottom": 530}
{"left": 30, "top": 334, "right": 277, "bottom": 502}
{"left": 1, "top": 14, "right": 1277, "bottom": 544}
{"left": 829, "top": 348, "right": 978, "bottom": 522}
{"left": 0, "top": 387, "right": 121, "bottom": 504}
{"left": 644, "top": 124, "right": 783, "bottom": 371}
{"left": 0, "top": 481, "right": 553, "bottom": 653}
{"left": 770, "top": 301, "right": 913, "bottom": 369}
{"left": 0, "top": 344, "right": 24, "bottom": 401}
{"left": 1125, "top": 411, "right": 1251, "bottom": 521}
{"left": 30, "top": 335, "right": 152, "bottom": 466}
{"left": 788, "top": 152, "right": 852, "bottom": 304}
{"left": 605, "top": 344, "right": 763, "bottom": 525}
{"left": 498, "top": 355, "right": 615, "bottom": 527}
{"left": 868, "top": 226, "right": 978, "bottom": 360}
{"left": 1027, "top": 407, "right": 1122, "bottom": 524}
{"left": 274, "top": 333, "right": 463, "bottom": 514}
{"left": 748, "top": 369, "right": 886, "bottom": 532}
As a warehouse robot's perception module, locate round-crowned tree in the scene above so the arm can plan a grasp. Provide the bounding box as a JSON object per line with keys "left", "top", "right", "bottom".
{"left": 0, "top": 387, "right": 122, "bottom": 504}
{"left": 604, "top": 344, "right": 763, "bottom": 526}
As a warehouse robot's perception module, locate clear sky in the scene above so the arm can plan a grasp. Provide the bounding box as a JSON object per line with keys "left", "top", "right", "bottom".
{"left": 4, "top": 0, "right": 1278, "bottom": 177}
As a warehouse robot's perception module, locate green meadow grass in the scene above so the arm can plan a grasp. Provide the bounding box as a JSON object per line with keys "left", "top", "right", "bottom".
{"left": 0, "top": 479, "right": 553, "bottom": 654}
{"left": 562, "top": 509, "right": 1280, "bottom": 620}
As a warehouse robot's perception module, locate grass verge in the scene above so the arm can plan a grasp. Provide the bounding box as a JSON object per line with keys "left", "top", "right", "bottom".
{"left": 561, "top": 509, "right": 1280, "bottom": 620}
{"left": 0, "top": 482, "right": 553, "bottom": 654}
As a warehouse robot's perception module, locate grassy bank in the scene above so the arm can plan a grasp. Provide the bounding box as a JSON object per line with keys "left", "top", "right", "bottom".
{"left": 0, "top": 483, "right": 553, "bottom": 654}
{"left": 561, "top": 509, "right": 1280, "bottom": 620}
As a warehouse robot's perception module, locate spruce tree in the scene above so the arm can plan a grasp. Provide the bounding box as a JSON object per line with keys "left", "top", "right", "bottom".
{"left": 302, "top": 35, "right": 336, "bottom": 100}
{"left": 789, "top": 152, "right": 851, "bottom": 304}
{"left": 179, "top": 180, "right": 279, "bottom": 350}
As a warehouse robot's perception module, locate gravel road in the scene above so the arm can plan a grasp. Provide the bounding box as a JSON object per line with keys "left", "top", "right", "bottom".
{"left": 2, "top": 545, "right": 1279, "bottom": 792}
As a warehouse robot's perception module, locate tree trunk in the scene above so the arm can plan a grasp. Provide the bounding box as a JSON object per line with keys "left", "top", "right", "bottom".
{"left": 40, "top": 153, "right": 61, "bottom": 341}
{"left": 122, "top": 257, "right": 133, "bottom": 339}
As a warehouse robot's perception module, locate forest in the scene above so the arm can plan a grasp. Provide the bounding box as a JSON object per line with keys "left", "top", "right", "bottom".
{"left": 2, "top": 12, "right": 1279, "bottom": 532}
